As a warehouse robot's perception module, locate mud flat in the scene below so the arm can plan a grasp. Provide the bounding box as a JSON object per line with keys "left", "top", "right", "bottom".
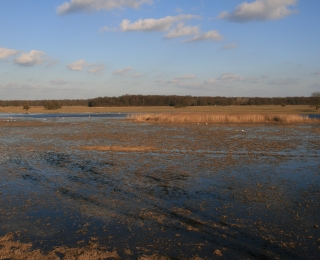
{"left": 0, "top": 117, "right": 319, "bottom": 259}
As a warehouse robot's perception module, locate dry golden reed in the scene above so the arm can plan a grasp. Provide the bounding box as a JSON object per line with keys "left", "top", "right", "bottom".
{"left": 128, "top": 113, "right": 317, "bottom": 124}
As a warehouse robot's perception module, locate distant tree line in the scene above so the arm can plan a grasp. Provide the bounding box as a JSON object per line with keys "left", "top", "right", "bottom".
{"left": 87, "top": 95, "right": 312, "bottom": 107}
{"left": 0, "top": 99, "right": 87, "bottom": 107}
{"left": 0, "top": 95, "right": 316, "bottom": 108}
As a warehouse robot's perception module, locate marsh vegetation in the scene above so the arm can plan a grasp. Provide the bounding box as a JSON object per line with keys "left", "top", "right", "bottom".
{"left": 129, "top": 113, "right": 318, "bottom": 123}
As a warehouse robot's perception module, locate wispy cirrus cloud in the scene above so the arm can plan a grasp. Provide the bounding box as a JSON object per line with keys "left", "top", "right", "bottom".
{"left": 57, "top": 0, "right": 152, "bottom": 15}
{"left": 0, "top": 83, "right": 41, "bottom": 90}
{"left": 221, "top": 43, "right": 238, "bottom": 50}
{"left": 218, "top": 73, "right": 265, "bottom": 83}
{"left": 99, "top": 26, "right": 117, "bottom": 33}
{"left": 167, "top": 74, "right": 196, "bottom": 83}
{"left": 49, "top": 79, "right": 71, "bottom": 85}
{"left": 267, "top": 77, "right": 300, "bottom": 85}
{"left": 131, "top": 73, "right": 144, "bottom": 78}
{"left": 113, "top": 67, "right": 132, "bottom": 76}
{"left": 217, "top": 0, "right": 298, "bottom": 22}
{"left": 185, "top": 30, "right": 223, "bottom": 42}
{"left": 88, "top": 64, "right": 105, "bottom": 75}
{"left": 218, "top": 73, "right": 244, "bottom": 82}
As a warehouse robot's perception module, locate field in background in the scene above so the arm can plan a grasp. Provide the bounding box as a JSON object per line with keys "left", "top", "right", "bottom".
{"left": 0, "top": 105, "right": 319, "bottom": 114}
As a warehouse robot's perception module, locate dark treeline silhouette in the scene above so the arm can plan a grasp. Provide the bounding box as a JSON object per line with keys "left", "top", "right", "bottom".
{"left": 0, "top": 99, "right": 87, "bottom": 107}
{"left": 0, "top": 95, "right": 313, "bottom": 107}
{"left": 87, "top": 95, "right": 311, "bottom": 107}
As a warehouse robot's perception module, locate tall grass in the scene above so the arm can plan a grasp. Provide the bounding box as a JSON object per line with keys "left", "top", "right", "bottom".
{"left": 128, "top": 113, "right": 318, "bottom": 123}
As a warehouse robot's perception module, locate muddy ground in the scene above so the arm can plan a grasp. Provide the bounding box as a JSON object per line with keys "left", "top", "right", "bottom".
{"left": 0, "top": 117, "right": 319, "bottom": 259}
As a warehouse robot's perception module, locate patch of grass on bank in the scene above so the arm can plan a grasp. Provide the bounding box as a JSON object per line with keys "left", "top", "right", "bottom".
{"left": 128, "top": 113, "right": 319, "bottom": 124}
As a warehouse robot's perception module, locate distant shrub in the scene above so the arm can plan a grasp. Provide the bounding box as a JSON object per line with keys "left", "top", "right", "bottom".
{"left": 23, "top": 104, "right": 30, "bottom": 111}
{"left": 310, "top": 92, "right": 320, "bottom": 110}
{"left": 44, "top": 101, "right": 61, "bottom": 110}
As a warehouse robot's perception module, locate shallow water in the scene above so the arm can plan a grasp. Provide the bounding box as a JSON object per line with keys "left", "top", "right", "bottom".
{"left": 0, "top": 112, "right": 127, "bottom": 119}
{"left": 0, "top": 118, "right": 319, "bottom": 259}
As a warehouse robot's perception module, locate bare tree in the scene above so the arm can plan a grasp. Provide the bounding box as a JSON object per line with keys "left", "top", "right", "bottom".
{"left": 310, "top": 92, "right": 320, "bottom": 110}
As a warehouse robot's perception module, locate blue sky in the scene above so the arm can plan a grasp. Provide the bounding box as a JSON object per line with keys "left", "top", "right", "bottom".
{"left": 0, "top": 0, "right": 319, "bottom": 100}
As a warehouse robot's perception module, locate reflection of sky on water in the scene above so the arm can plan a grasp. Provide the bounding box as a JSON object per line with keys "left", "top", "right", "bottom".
{"left": 0, "top": 112, "right": 127, "bottom": 119}
{"left": 0, "top": 118, "right": 319, "bottom": 258}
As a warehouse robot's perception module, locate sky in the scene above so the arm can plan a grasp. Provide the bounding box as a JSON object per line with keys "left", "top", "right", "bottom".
{"left": 0, "top": 0, "right": 320, "bottom": 100}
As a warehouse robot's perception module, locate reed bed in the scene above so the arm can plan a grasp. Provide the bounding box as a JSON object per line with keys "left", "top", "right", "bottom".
{"left": 128, "top": 113, "right": 318, "bottom": 123}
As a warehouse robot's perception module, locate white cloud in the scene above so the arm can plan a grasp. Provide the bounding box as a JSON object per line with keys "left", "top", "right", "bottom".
{"left": 313, "top": 71, "right": 320, "bottom": 75}
{"left": 14, "top": 50, "right": 47, "bottom": 66}
{"left": 0, "top": 83, "right": 40, "bottom": 90}
{"left": 66, "top": 59, "right": 87, "bottom": 71}
{"left": 120, "top": 14, "right": 199, "bottom": 32}
{"left": 217, "top": 0, "right": 298, "bottom": 22}
{"left": 167, "top": 80, "right": 202, "bottom": 89}
{"left": 167, "top": 74, "right": 196, "bottom": 83}
{"left": 0, "top": 47, "right": 19, "bottom": 59}
{"left": 217, "top": 73, "right": 265, "bottom": 83}
{"left": 88, "top": 64, "right": 105, "bottom": 75}
{"left": 221, "top": 43, "right": 238, "bottom": 50}
{"left": 99, "top": 26, "right": 117, "bottom": 33}
{"left": 57, "top": 0, "right": 152, "bottom": 15}
{"left": 113, "top": 67, "right": 132, "bottom": 76}
{"left": 165, "top": 23, "right": 200, "bottom": 39}
{"left": 46, "top": 60, "right": 59, "bottom": 67}
{"left": 186, "top": 30, "right": 223, "bottom": 42}
{"left": 267, "top": 77, "right": 299, "bottom": 85}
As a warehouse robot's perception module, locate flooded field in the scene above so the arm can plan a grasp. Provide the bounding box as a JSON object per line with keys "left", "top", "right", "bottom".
{"left": 0, "top": 116, "right": 319, "bottom": 259}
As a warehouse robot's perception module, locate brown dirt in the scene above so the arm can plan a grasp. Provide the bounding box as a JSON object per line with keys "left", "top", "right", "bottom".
{"left": 0, "top": 232, "right": 119, "bottom": 260}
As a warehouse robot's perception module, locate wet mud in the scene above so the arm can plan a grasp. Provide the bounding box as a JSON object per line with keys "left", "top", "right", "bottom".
{"left": 0, "top": 118, "right": 319, "bottom": 259}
